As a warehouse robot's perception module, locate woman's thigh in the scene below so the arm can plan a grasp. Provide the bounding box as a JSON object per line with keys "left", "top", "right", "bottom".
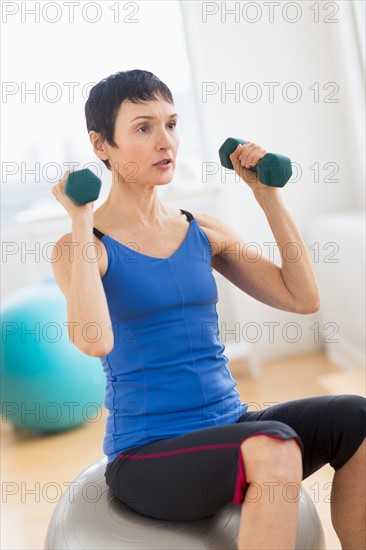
{"left": 237, "top": 394, "right": 366, "bottom": 479}
{"left": 105, "top": 394, "right": 366, "bottom": 521}
{"left": 105, "top": 418, "right": 302, "bottom": 521}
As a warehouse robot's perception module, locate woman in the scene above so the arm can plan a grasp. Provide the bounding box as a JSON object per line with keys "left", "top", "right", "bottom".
{"left": 51, "top": 69, "right": 365, "bottom": 550}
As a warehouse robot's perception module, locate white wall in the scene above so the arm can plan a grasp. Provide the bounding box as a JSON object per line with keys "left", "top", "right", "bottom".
{"left": 179, "top": 0, "right": 365, "bottom": 365}
{"left": 305, "top": 211, "right": 365, "bottom": 371}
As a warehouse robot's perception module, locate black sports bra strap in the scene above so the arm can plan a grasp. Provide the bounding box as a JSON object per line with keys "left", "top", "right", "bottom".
{"left": 93, "top": 227, "right": 105, "bottom": 239}
{"left": 180, "top": 209, "right": 194, "bottom": 222}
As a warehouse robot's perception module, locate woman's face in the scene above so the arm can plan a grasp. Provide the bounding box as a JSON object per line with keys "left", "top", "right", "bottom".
{"left": 103, "top": 98, "right": 179, "bottom": 187}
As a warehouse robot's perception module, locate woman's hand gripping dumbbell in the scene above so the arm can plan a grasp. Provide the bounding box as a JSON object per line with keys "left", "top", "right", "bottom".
{"left": 51, "top": 168, "right": 102, "bottom": 222}
{"left": 219, "top": 137, "right": 293, "bottom": 190}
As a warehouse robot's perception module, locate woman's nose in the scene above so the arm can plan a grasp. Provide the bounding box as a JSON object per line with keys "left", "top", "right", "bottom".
{"left": 156, "top": 128, "right": 174, "bottom": 148}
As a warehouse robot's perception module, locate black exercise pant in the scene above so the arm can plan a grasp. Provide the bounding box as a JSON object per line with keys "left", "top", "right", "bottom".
{"left": 105, "top": 394, "right": 366, "bottom": 521}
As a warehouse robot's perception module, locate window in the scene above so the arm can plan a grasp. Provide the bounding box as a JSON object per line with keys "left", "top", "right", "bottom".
{"left": 1, "top": 1, "right": 210, "bottom": 225}
{"left": 351, "top": 0, "right": 365, "bottom": 78}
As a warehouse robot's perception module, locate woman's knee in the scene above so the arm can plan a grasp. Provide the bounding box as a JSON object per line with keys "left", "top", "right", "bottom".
{"left": 328, "top": 394, "right": 366, "bottom": 471}
{"left": 240, "top": 434, "right": 302, "bottom": 484}
{"left": 325, "top": 395, "right": 366, "bottom": 436}
{"left": 339, "top": 394, "right": 366, "bottom": 419}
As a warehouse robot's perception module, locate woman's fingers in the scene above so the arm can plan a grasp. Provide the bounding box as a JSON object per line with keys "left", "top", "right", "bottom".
{"left": 51, "top": 170, "right": 70, "bottom": 196}
{"left": 228, "top": 142, "right": 269, "bottom": 190}
{"left": 53, "top": 170, "right": 73, "bottom": 198}
{"left": 240, "top": 142, "right": 257, "bottom": 167}
{"left": 241, "top": 142, "right": 267, "bottom": 168}
{"left": 230, "top": 142, "right": 267, "bottom": 169}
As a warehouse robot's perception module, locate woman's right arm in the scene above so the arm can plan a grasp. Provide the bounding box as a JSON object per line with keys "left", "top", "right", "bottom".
{"left": 51, "top": 171, "right": 114, "bottom": 357}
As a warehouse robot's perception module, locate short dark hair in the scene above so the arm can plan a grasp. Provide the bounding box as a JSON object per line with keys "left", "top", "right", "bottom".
{"left": 85, "top": 69, "right": 174, "bottom": 170}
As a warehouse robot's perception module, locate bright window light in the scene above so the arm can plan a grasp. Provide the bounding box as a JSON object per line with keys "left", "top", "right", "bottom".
{"left": 1, "top": 0, "right": 206, "bottom": 215}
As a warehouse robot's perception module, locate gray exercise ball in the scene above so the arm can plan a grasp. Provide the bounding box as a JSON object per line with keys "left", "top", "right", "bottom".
{"left": 44, "top": 457, "right": 326, "bottom": 550}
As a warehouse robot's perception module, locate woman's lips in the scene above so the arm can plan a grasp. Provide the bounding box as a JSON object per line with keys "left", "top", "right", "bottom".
{"left": 153, "top": 161, "right": 173, "bottom": 170}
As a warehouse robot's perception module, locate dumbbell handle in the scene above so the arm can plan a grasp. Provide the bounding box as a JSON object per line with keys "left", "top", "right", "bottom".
{"left": 218, "top": 137, "right": 292, "bottom": 188}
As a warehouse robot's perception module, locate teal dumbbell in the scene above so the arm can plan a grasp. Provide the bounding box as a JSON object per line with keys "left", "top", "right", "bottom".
{"left": 64, "top": 169, "right": 102, "bottom": 205}
{"left": 218, "top": 137, "right": 292, "bottom": 188}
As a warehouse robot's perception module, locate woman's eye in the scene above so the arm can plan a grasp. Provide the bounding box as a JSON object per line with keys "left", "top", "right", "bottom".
{"left": 138, "top": 122, "right": 177, "bottom": 133}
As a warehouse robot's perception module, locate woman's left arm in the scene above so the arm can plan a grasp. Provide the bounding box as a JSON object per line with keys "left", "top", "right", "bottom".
{"left": 253, "top": 187, "right": 321, "bottom": 312}
{"left": 228, "top": 140, "right": 321, "bottom": 312}
{"left": 206, "top": 142, "right": 320, "bottom": 314}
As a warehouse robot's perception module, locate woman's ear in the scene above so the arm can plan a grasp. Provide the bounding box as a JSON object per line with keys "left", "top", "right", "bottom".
{"left": 89, "top": 131, "right": 109, "bottom": 161}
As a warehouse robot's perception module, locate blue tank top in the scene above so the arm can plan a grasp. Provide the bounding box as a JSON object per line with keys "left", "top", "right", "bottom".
{"left": 94, "top": 209, "right": 248, "bottom": 463}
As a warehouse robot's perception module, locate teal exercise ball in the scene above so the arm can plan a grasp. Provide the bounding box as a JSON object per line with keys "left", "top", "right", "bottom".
{"left": 1, "top": 279, "right": 105, "bottom": 433}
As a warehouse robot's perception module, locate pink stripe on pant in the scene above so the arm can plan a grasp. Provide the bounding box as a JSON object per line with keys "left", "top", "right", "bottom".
{"left": 119, "top": 432, "right": 303, "bottom": 506}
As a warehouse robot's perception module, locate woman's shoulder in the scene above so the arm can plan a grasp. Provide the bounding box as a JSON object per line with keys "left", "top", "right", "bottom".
{"left": 191, "top": 212, "right": 225, "bottom": 259}
{"left": 192, "top": 211, "right": 220, "bottom": 232}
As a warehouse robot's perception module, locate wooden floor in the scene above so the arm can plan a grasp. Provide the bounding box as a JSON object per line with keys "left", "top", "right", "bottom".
{"left": 1, "top": 352, "right": 365, "bottom": 550}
